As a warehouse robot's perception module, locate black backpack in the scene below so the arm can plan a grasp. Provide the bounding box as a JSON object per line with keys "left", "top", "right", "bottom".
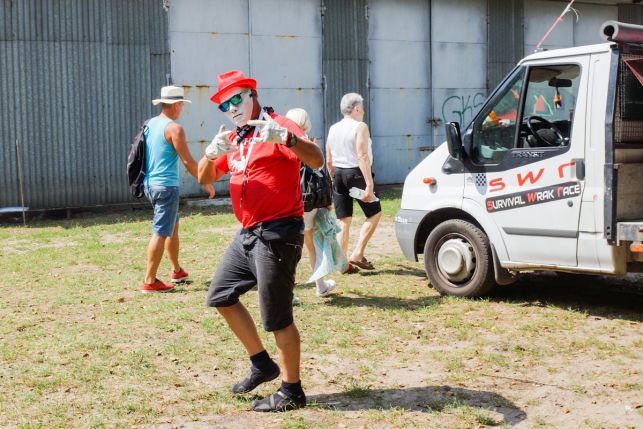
{"left": 300, "top": 164, "right": 333, "bottom": 212}
{"left": 127, "top": 119, "right": 150, "bottom": 199}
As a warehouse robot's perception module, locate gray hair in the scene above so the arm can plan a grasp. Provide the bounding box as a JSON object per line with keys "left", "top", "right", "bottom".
{"left": 340, "top": 93, "right": 363, "bottom": 116}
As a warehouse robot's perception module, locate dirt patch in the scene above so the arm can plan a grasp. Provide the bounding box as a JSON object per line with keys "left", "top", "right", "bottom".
{"left": 3, "top": 237, "right": 78, "bottom": 255}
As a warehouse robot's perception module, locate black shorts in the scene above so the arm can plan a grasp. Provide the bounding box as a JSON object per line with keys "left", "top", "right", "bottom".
{"left": 206, "top": 220, "right": 303, "bottom": 332}
{"left": 332, "top": 167, "right": 382, "bottom": 219}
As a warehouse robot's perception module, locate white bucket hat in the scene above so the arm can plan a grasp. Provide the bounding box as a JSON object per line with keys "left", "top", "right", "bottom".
{"left": 152, "top": 85, "right": 192, "bottom": 105}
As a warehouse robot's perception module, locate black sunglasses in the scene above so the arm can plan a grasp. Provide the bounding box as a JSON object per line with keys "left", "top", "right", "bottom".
{"left": 218, "top": 90, "right": 249, "bottom": 112}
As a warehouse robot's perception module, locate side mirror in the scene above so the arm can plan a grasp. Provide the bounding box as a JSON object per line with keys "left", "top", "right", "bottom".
{"left": 445, "top": 122, "right": 463, "bottom": 159}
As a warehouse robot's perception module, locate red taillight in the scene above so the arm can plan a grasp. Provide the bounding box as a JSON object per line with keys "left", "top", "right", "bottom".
{"left": 630, "top": 242, "right": 643, "bottom": 252}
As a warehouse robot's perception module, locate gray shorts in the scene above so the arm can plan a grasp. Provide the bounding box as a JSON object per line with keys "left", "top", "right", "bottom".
{"left": 206, "top": 227, "right": 303, "bottom": 332}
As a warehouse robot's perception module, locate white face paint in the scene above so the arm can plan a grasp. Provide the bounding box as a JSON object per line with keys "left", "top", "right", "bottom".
{"left": 221, "top": 89, "right": 253, "bottom": 127}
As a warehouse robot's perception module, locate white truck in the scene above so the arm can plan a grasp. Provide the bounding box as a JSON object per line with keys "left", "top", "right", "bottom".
{"left": 395, "top": 21, "right": 643, "bottom": 297}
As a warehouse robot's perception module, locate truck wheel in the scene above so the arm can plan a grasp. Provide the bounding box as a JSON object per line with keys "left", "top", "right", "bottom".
{"left": 424, "top": 219, "right": 496, "bottom": 297}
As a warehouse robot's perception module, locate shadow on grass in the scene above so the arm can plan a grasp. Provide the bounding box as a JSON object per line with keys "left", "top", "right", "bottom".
{"left": 326, "top": 292, "right": 441, "bottom": 310}
{"left": 309, "top": 385, "right": 526, "bottom": 425}
{"left": 0, "top": 203, "right": 234, "bottom": 229}
{"left": 489, "top": 272, "right": 643, "bottom": 322}
{"left": 359, "top": 266, "right": 426, "bottom": 278}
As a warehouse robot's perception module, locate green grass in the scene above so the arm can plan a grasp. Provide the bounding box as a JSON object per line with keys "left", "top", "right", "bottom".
{"left": 1, "top": 188, "right": 641, "bottom": 428}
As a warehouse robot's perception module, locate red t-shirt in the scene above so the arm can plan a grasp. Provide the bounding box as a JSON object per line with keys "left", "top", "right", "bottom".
{"left": 214, "top": 114, "right": 305, "bottom": 228}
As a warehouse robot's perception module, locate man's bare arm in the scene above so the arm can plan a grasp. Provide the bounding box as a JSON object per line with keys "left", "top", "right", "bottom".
{"left": 197, "top": 156, "right": 226, "bottom": 185}
{"left": 288, "top": 135, "right": 323, "bottom": 169}
{"left": 326, "top": 140, "right": 334, "bottom": 178}
{"left": 166, "top": 122, "right": 215, "bottom": 198}
{"left": 166, "top": 123, "right": 198, "bottom": 177}
{"left": 355, "top": 123, "right": 375, "bottom": 202}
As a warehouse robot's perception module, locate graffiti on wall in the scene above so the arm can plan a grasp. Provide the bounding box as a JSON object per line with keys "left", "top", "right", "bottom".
{"left": 441, "top": 92, "right": 486, "bottom": 125}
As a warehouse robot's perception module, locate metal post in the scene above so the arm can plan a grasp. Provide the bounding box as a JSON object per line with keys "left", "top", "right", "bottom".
{"left": 15, "top": 139, "right": 26, "bottom": 226}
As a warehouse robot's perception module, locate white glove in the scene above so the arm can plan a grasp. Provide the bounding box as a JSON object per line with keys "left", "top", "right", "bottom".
{"left": 247, "top": 119, "right": 289, "bottom": 145}
{"left": 205, "top": 125, "right": 236, "bottom": 159}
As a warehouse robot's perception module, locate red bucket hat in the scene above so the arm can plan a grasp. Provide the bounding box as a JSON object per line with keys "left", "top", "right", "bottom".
{"left": 210, "top": 70, "right": 257, "bottom": 104}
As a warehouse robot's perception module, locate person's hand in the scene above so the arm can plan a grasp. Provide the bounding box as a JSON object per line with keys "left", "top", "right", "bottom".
{"left": 203, "top": 183, "right": 215, "bottom": 199}
{"left": 362, "top": 186, "right": 375, "bottom": 203}
{"left": 205, "top": 125, "right": 236, "bottom": 159}
{"left": 247, "top": 119, "right": 289, "bottom": 144}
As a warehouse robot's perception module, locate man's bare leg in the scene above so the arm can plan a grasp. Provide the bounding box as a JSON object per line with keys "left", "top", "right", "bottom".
{"left": 304, "top": 229, "right": 316, "bottom": 269}
{"left": 273, "top": 323, "right": 300, "bottom": 383}
{"left": 337, "top": 216, "right": 352, "bottom": 257}
{"left": 350, "top": 211, "right": 381, "bottom": 262}
{"left": 165, "top": 220, "right": 181, "bottom": 273}
{"left": 217, "top": 302, "right": 264, "bottom": 356}
{"left": 145, "top": 234, "right": 167, "bottom": 284}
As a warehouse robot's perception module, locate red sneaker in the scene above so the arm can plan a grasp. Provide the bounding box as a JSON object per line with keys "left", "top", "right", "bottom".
{"left": 170, "top": 268, "right": 189, "bottom": 283}
{"left": 141, "top": 279, "right": 174, "bottom": 293}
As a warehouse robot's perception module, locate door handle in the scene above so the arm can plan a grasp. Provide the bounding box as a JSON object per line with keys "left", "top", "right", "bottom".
{"left": 573, "top": 158, "right": 585, "bottom": 180}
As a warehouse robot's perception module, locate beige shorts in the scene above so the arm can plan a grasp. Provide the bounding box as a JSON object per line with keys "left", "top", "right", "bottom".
{"left": 303, "top": 208, "right": 318, "bottom": 231}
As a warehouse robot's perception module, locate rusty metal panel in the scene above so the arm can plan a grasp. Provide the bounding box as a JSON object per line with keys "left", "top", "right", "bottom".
{"left": 0, "top": 0, "right": 169, "bottom": 209}
{"left": 367, "top": 0, "right": 431, "bottom": 184}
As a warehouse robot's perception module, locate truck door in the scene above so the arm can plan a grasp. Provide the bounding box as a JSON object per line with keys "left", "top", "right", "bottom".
{"left": 463, "top": 57, "right": 588, "bottom": 266}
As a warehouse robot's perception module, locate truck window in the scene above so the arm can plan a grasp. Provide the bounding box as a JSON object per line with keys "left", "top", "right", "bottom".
{"left": 519, "top": 64, "right": 581, "bottom": 149}
{"left": 471, "top": 68, "right": 526, "bottom": 164}
{"left": 470, "top": 64, "right": 581, "bottom": 165}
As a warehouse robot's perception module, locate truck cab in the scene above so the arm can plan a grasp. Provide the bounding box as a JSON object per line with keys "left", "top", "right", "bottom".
{"left": 395, "top": 21, "right": 643, "bottom": 297}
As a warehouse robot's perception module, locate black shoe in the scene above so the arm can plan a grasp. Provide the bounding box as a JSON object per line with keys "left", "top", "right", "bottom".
{"left": 251, "top": 389, "right": 306, "bottom": 412}
{"left": 231, "top": 364, "right": 280, "bottom": 394}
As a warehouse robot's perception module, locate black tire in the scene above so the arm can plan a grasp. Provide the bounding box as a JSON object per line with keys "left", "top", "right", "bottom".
{"left": 424, "top": 219, "right": 496, "bottom": 297}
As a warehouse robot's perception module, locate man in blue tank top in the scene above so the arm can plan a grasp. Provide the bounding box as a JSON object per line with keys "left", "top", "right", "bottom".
{"left": 141, "top": 86, "right": 214, "bottom": 293}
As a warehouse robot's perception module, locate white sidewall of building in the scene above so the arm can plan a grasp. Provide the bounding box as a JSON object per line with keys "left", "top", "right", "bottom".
{"left": 432, "top": 0, "right": 488, "bottom": 145}
{"left": 169, "top": 0, "right": 322, "bottom": 195}
{"left": 368, "top": 0, "right": 432, "bottom": 183}
{"left": 167, "top": 0, "right": 629, "bottom": 195}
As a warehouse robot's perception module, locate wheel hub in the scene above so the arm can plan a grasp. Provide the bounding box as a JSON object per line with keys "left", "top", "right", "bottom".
{"left": 436, "top": 238, "right": 475, "bottom": 283}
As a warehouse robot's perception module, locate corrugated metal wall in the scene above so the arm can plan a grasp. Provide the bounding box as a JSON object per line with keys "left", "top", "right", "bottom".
{"left": 322, "top": 0, "right": 369, "bottom": 137}
{"left": 487, "top": 0, "right": 523, "bottom": 91}
{"left": 0, "top": 0, "right": 169, "bottom": 210}
{"left": 619, "top": 4, "right": 643, "bottom": 24}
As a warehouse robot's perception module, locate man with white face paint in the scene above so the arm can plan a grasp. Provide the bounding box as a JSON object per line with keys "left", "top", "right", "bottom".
{"left": 197, "top": 70, "right": 323, "bottom": 412}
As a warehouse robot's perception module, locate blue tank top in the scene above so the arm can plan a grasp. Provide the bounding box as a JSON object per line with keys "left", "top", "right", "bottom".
{"left": 144, "top": 116, "right": 179, "bottom": 187}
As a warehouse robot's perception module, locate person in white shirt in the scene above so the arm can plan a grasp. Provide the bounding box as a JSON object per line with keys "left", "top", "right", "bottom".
{"left": 325, "top": 93, "right": 381, "bottom": 271}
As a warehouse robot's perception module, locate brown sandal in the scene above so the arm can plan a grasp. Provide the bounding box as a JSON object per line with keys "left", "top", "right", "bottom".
{"left": 342, "top": 263, "right": 360, "bottom": 274}
{"left": 349, "top": 257, "right": 375, "bottom": 270}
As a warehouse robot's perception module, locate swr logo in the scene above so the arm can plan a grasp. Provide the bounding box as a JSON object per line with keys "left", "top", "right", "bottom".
{"left": 489, "top": 161, "right": 576, "bottom": 193}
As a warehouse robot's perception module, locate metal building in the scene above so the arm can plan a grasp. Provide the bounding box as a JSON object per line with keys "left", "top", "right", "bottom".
{"left": 172, "top": 0, "right": 641, "bottom": 196}
{"left": 0, "top": 0, "right": 169, "bottom": 210}
{"left": 2, "top": 0, "right": 642, "bottom": 209}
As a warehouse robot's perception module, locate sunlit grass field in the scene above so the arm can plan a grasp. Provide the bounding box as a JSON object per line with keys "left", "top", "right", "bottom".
{"left": 1, "top": 188, "right": 641, "bottom": 428}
